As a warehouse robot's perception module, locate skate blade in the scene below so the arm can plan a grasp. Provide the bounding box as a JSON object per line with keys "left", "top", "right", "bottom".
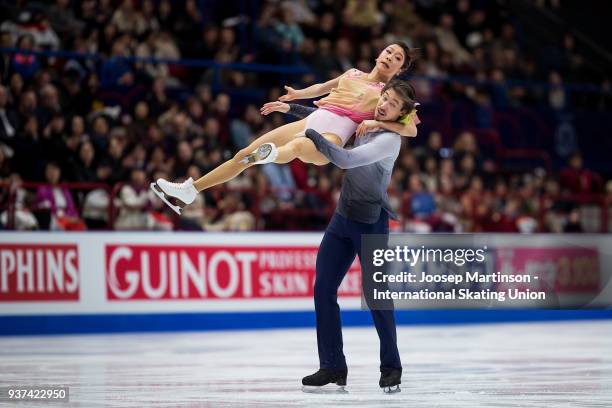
{"left": 302, "top": 385, "right": 348, "bottom": 394}
{"left": 382, "top": 385, "right": 401, "bottom": 394}
{"left": 150, "top": 183, "right": 182, "bottom": 215}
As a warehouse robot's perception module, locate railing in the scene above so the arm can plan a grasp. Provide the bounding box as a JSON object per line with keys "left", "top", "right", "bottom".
{"left": 1, "top": 181, "right": 113, "bottom": 230}
{"left": 400, "top": 191, "right": 611, "bottom": 233}
{"left": 2, "top": 47, "right": 611, "bottom": 96}
{"left": 3, "top": 180, "right": 608, "bottom": 232}
{"left": 0, "top": 47, "right": 311, "bottom": 93}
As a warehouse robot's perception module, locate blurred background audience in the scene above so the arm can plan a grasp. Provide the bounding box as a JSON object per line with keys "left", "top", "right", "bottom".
{"left": 0, "top": 0, "right": 611, "bottom": 232}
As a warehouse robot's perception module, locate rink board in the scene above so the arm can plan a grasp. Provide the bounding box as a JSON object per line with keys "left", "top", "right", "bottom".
{"left": 1, "top": 232, "right": 611, "bottom": 335}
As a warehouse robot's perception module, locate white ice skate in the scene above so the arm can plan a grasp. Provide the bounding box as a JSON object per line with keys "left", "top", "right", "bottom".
{"left": 150, "top": 177, "right": 197, "bottom": 215}
{"left": 239, "top": 143, "right": 278, "bottom": 165}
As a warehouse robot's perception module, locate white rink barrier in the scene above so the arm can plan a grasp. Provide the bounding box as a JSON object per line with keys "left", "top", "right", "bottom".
{"left": 1, "top": 232, "right": 611, "bottom": 334}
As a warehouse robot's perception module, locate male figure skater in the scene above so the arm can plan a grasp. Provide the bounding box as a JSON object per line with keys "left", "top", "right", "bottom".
{"left": 270, "top": 78, "right": 418, "bottom": 393}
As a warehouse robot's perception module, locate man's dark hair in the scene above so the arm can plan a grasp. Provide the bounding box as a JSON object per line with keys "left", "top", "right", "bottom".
{"left": 382, "top": 78, "right": 417, "bottom": 113}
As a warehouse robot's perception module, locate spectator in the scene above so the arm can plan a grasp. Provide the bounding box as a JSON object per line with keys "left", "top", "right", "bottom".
{"left": 11, "top": 114, "right": 43, "bottom": 180}
{"left": 409, "top": 173, "right": 436, "bottom": 219}
{"left": 128, "top": 101, "right": 150, "bottom": 142}
{"left": 11, "top": 34, "right": 40, "bottom": 81}
{"left": 212, "top": 93, "right": 231, "bottom": 145}
{"left": 274, "top": 4, "right": 305, "bottom": 50}
{"left": 146, "top": 145, "right": 172, "bottom": 176}
{"left": 563, "top": 208, "right": 583, "bottom": 232}
{"left": 173, "top": 140, "right": 193, "bottom": 178}
{"left": 135, "top": 31, "right": 169, "bottom": 81}
{"left": 28, "top": 16, "right": 61, "bottom": 50}
{"left": 434, "top": 13, "right": 472, "bottom": 65}
{"left": 147, "top": 78, "right": 170, "bottom": 116}
{"left": 204, "top": 192, "right": 255, "bottom": 231}
{"left": 460, "top": 175, "right": 484, "bottom": 223}
{"left": 115, "top": 167, "right": 171, "bottom": 230}
{"left": 548, "top": 70, "right": 567, "bottom": 110}
{"left": 74, "top": 141, "right": 97, "bottom": 182}
{"left": 90, "top": 115, "right": 110, "bottom": 152}
{"left": 82, "top": 160, "right": 114, "bottom": 229}
{"left": 0, "top": 143, "right": 12, "bottom": 180}
{"left": 193, "top": 25, "right": 218, "bottom": 60}
{"left": 455, "top": 154, "right": 478, "bottom": 191}
{"left": 0, "top": 85, "right": 17, "bottom": 141}
{"left": 37, "top": 84, "right": 61, "bottom": 127}
{"left": 35, "top": 161, "right": 85, "bottom": 230}
{"left": 157, "top": 0, "right": 175, "bottom": 32}
{"left": 105, "top": 134, "right": 127, "bottom": 183}
{"left": 343, "top": 0, "right": 381, "bottom": 41}
{"left": 334, "top": 38, "right": 354, "bottom": 72}
{"left": 0, "top": 174, "right": 39, "bottom": 230}
{"left": 100, "top": 40, "right": 134, "bottom": 87}
{"left": 111, "top": 0, "right": 147, "bottom": 36}
{"left": 414, "top": 131, "right": 444, "bottom": 163}
{"left": 142, "top": 0, "right": 161, "bottom": 33}
{"left": 174, "top": 0, "right": 202, "bottom": 47}
{"left": 559, "top": 152, "right": 603, "bottom": 194}
{"left": 230, "top": 104, "right": 267, "bottom": 150}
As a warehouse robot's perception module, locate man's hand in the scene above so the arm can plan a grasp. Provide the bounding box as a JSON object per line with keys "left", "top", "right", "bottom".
{"left": 278, "top": 86, "right": 301, "bottom": 102}
{"left": 304, "top": 129, "right": 318, "bottom": 139}
{"left": 260, "top": 101, "right": 290, "bottom": 116}
{"left": 356, "top": 120, "right": 382, "bottom": 137}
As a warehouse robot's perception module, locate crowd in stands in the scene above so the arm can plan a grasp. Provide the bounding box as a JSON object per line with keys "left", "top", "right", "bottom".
{"left": 0, "top": 0, "right": 610, "bottom": 232}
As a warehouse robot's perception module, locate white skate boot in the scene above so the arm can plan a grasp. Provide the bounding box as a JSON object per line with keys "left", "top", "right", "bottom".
{"left": 239, "top": 143, "right": 278, "bottom": 165}
{"left": 150, "top": 177, "right": 198, "bottom": 215}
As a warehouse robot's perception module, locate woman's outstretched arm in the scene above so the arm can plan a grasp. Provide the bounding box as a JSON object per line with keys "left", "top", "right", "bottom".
{"left": 278, "top": 75, "right": 342, "bottom": 101}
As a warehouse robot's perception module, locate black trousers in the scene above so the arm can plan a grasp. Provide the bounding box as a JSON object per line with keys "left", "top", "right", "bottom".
{"left": 314, "top": 211, "right": 401, "bottom": 371}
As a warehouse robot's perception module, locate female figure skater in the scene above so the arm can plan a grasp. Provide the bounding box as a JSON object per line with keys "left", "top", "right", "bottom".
{"left": 152, "top": 43, "right": 418, "bottom": 214}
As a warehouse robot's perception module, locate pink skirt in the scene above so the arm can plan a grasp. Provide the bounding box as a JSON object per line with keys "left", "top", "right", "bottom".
{"left": 304, "top": 109, "right": 358, "bottom": 146}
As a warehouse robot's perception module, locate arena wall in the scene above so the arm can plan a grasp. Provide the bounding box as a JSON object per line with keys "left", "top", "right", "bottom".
{"left": 1, "top": 232, "right": 611, "bottom": 335}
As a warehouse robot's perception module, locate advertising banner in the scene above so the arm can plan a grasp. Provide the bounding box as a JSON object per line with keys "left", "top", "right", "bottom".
{"left": 0, "top": 244, "right": 79, "bottom": 302}
{"left": 1, "top": 233, "right": 611, "bottom": 334}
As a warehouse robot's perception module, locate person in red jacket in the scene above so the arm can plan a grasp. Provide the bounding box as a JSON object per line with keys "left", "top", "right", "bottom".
{"left": 559, "top": 152, "right": 603, "bottom": 194}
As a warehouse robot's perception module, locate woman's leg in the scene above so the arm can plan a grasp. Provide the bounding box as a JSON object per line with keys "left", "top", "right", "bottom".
{"left": 192, "top": 118, "right": 307, "bottom": 191}
{"left": 274, "top": 133, "right": 343, "bottom": 166}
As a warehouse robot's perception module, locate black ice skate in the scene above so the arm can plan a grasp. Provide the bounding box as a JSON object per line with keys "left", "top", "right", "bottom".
{"left": 301, "top": 368, "right": 348, "bottom": 394}
{"left": 379, "top": 368, "right": 401, "bottom": 394}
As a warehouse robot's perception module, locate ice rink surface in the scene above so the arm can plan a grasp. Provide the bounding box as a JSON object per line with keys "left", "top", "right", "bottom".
{"left": 1, "top": 320, "right": 612, "bottom": 407}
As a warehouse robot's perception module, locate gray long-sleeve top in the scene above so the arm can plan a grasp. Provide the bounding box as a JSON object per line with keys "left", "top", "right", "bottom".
{"left": 287, "top": 104, "right": 401, "bottom": 223}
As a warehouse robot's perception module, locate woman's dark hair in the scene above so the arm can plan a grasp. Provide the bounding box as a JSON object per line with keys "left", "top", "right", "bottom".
{"left": 393, "top": 42, "right": 419, "bottom": 71}
{"left": 382, "top": 78, "right": 417, "bottom": 113}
